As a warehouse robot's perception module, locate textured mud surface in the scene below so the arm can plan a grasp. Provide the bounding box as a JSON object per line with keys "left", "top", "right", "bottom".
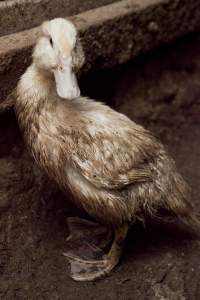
{"left": 0, "top": 33, "right": 200, "bottom": 299}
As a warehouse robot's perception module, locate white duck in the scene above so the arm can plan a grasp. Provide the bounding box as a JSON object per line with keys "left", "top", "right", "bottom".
{"left": 10, "top": 18, "right": 199, "bottom": 281}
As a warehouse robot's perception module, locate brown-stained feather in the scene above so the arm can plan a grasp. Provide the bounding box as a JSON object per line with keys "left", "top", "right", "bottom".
{"left": 14, "top": 62, "right": 200, "bottom": 231}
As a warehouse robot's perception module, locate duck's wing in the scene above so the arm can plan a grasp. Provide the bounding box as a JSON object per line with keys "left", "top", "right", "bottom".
{"left": 60, "top": 124, "right": 158, "bottom": 190}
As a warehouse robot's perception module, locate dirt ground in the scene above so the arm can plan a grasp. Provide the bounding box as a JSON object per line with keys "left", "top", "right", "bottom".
{"left": 0, "top": 32, "right": 200, "bottom": 299}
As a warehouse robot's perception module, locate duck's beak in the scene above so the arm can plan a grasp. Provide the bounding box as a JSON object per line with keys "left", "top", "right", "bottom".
{"left": 54, "top": 57, "right": 80, "bottom": 100}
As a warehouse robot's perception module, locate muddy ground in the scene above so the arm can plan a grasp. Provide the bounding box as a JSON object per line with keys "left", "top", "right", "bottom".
{"left": 0, "top": 32, "right": 200, "bottom": 299}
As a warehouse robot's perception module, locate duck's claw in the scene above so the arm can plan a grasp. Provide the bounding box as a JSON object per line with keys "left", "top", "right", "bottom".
{"left": 63, "top": 252, "right": 109, "bottom": 281}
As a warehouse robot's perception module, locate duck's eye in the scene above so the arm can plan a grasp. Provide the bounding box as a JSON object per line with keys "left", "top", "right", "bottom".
{"left": 49, "top": 37, "right": 53, "bottom": 47}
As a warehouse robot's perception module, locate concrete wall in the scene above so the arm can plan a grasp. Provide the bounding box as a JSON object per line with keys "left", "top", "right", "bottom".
{"left": 0, "top": 0, "right": 119, "bottom": 36}
{"left": 0, "top": 0, "right": 200, "bottom": 102}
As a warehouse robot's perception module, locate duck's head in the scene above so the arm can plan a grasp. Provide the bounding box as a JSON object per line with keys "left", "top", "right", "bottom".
{"left": 33, "top": 18, "right": 85, "bottom": 100}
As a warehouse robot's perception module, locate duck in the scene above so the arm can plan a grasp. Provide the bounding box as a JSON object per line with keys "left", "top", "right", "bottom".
{"left": 9, "top": 18, "right": 199, "bottom": 281}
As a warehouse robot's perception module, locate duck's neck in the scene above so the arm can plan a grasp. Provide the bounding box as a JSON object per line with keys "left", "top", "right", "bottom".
{"left": 17, "top": 63, "right": 54, "bottom": 107}
{"left": 15, "top": 63, "right": 55, "bottom": 136}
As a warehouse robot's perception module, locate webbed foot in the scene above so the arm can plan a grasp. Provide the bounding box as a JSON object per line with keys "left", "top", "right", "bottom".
{"left": 64, "top": 253, "right": 116, "bottom": 281}
{"left": 63, "top": 217, "right": 128, "bottom": 281}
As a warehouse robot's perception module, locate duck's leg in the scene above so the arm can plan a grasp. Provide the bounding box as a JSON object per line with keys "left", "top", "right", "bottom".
{"left": 63, "top": 218, "right": 128, "bottom": 281}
